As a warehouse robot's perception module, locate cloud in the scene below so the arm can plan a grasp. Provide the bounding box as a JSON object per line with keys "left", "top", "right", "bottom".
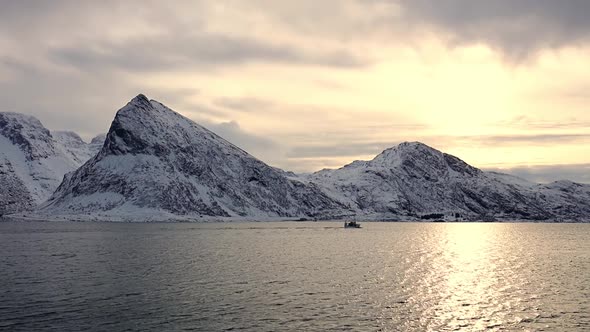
{"left": 5, "top": 1, "right": 590, "bottom": 66}
{"left": 178, "top": 104, "right": 230, "bottom": 119}
{"left": 198, "top": 119, "right": 283, "bottom": 164}
{"left": 1, "top": 0, "right": 589, "bottom": 181}
{"left": 0, "top": 61, "right": 133, "bottom": 140}
{"left": 0, "top": 56, "right": 39, "bottom": 75}
{"left": 1, "top": 1, "right": 371, "bottom": 77}
{"left": 287, "top": 142, "right": 402, "bottom": 159}
{"left": 397, "top": 0, "right": 590, "bottom": 60}
{"left": 50, "top": 33, "right": 368, "bottom": 73}
{"left": 204, "top": 120, "right": 277, "bottom": 149}
{"left": 284, "top": 157, "right": 353, "bottom": 173}
{"left": 213, "top": 97, "right": 275, "bottom": 113}
{"left": 422, "top": 133, "right": 590, "bottom": 148}
{"left": 485, "top": 163, "right": 590, "bottom": 184}
{"left": 464, "top": 134, "right": 590, "bottom": 146}
{"left": 495, "top": 115, "right": 590, "bottom": 131}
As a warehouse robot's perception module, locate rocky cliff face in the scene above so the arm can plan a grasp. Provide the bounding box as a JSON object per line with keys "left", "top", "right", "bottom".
{"left": 0, "top": 155, "right": 36, "bottom": 214}
{"left": 0, "top": 113, "right": 103, "bottom": 214}
{"left": 41, "top": 95, "right": 346, "bottom": 220}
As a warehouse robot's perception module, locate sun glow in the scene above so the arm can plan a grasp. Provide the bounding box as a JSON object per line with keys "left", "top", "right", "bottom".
{"left": 434, "top": 224, "right": 501, "bottom": 329}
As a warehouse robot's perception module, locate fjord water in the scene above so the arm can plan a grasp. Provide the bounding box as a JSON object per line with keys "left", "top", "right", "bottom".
{"left": 1, "top": 222, "right": 589, "bottom": 331}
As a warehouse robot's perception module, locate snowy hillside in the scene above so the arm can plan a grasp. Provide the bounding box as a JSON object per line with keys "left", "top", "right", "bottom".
{"left": 53, "top": 131, "right": 105, "bottom": 164}
{"left": 40, "top": 94, "right": 346, "bottom": 220}
{"left": 305, "top": 142, "right": 590, "bottom": 221}
{"left": 0, "top": 113, "right": 103, "bottom": 214}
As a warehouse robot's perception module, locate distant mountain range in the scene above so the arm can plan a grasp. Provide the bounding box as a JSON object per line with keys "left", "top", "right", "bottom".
{"left": 2, "top": 95, "right": 590, "bottom": 221}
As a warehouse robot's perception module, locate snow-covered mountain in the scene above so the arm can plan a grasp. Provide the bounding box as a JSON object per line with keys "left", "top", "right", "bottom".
{"left": 0, "top": 112, "right": 103, "bottom": 215}
{"left": 304, "top": 142, "right": 590, "bottom": 221}
{"left": 6, "top": 94, "right": 590, "bottom": 222}
{"left": 40, "top": 94, "right": 346, "bottom": 220}
{"left": 90, "top": 133, "right": 107, "bottom": 149}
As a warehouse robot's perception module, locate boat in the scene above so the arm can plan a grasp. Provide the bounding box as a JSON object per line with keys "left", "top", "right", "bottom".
{"left": 344, "top": 221, "right": 361, "bottom": 228}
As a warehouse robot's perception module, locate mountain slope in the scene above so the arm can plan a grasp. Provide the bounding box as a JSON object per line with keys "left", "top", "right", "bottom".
{"left": 53, "top": 131, "right": 105, "bottom": 164}
{"left": 0, "top": 113, "right": 103, "bottom": 214}
{"left": 40, "top": 94, "right": 346, "bottom": 220}
{"left": 305, "top": 142, "right": 590, "bottom": 221}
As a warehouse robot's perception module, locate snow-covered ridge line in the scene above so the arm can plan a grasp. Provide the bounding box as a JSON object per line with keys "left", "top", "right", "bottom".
{"left": 3, "top": 94, "right": 590, "bottom": 221}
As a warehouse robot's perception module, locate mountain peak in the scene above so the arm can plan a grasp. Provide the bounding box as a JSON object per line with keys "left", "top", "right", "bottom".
{"left": 90, "top": 133, "right": 106, "bottom": 145}
{"left": 117, "top": 94, "right": 154, "bottom": 115}
{"left": 129, "top": 93, "right": 151, "bottom": 106}
{"left": 390, "top": 141, "right": 443, "bottom": 155}
{"left": 103, "top": 95, "right": 213, "bottom": 157}
{"left": 0, "top": 111, "right": 56, "bottom": 160}
{"left": 53, "top": 131, "right": 86, "bottom": 145}
{"left": 379, "top": 141, "right": 439, "bottom": 154}
{"left": 372, "top": 141, "right": 442, "bottom": 165}
{"left": 397, "top": 141, "right": 431, "bottom": 149}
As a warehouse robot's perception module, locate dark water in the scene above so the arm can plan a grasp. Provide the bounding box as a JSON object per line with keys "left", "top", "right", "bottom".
{"left": 1, "top": 221, "right": 589, "bottom": 331}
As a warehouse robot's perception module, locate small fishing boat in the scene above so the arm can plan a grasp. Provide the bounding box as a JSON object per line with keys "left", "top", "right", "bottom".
{"left": 344, "top": 221, "right": 361, "bottom": 228}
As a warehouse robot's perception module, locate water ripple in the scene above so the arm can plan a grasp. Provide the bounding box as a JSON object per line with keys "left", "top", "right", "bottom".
{"left": 0, "top": 221, "right": 589, "bottom": 331}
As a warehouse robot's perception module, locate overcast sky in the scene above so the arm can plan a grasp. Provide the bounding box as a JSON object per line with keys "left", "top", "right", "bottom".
{"left": 1, "top": 0, "right": 589, "bottom": 183}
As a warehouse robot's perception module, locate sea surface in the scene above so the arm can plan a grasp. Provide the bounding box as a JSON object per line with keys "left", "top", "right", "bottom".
{"left": 0, "top": 221, "right": 589, "bottom": 331}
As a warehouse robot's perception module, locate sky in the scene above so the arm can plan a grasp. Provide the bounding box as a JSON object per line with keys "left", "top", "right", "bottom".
{"left": 1, "top": 0, "right": 589, "bottom": 183}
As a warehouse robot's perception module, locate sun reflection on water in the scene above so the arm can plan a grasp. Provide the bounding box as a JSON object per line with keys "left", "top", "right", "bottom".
{"left": 380, "top": 223, "right": 563, "bottom": 331}
{"left": 434, "top": 223, "right": 502, "bottom": 330}
{"left": 391, "top": 223, "right": 520, "bottom": 331}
